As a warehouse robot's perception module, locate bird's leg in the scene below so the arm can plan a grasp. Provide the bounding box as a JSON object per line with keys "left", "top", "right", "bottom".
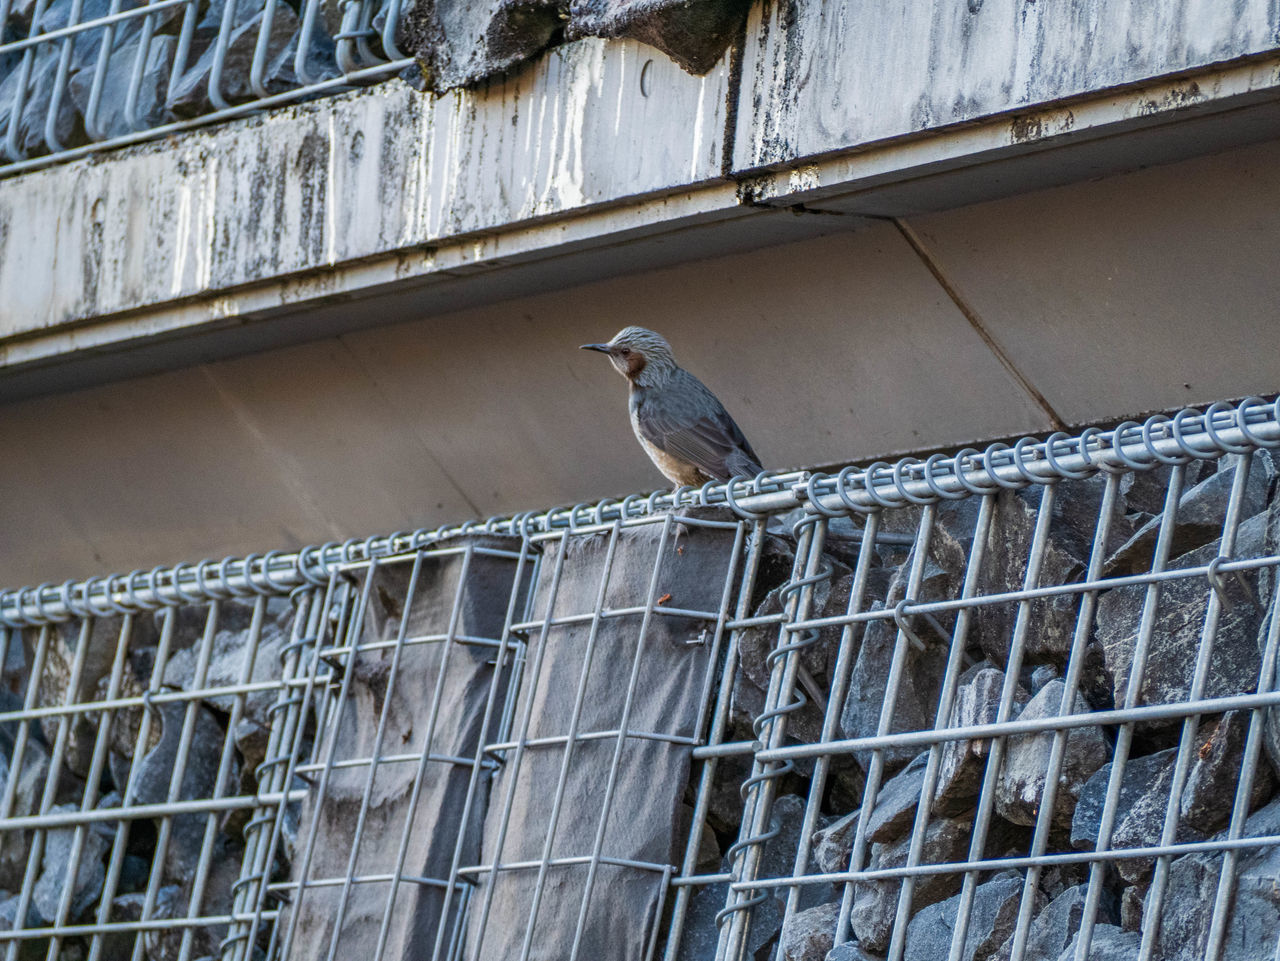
{"left": 672, "top": 501, "right": 691, "bottom": 555}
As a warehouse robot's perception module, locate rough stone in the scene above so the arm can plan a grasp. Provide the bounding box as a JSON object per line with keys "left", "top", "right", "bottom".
{"left": 904, "top": 870, "right": 1035, "bottom": 961}
{"left": 1106, "top": 458, "right": 1271, "bottom": 576}
{"left": 995, "top": 680, "right": 1110, "bottom": 830}
{"left": 866, "top": 751, "right": 928, "bottom": 844}
{"left": 0, "top": 894, "right": 44, "bottom": 961}
{"left": 1055, "top": 924, "right": 1142, "bottom": 961}
{"left": 1071, "top": 748, "right": 1184, "bottom": 883}
{"left": 780, "top": 901, "right": 841, "bottom": 961}
{"left": 1120, "top": 884, "right": 1143, "bottom": 933}
{"left": 1180, "top": 710, "right": 1274, "bottom": 835}
{"left": 842, "top": 554, "right": 951, "bottom": 773}
{"left": 129, "top": 702, "right": 230, "bottom": 883}
{"left": 734, "top": 563, "right": 854, "bottom": 745}
{"left": 825, "top": 944, "right": 879, "bottom": 961}
{"left": 678, "top": 795, "right": 830, "bottom": 961}
{"left": 1147, "top": 795, "right": 1280, "bottom": 961}
{"left": 0, "top": 727, "right": 51, "bottom": 891}
{"left": 973, "top": 489, "right": 1092, "bottom": 667}
{"left": 32, "top": 804, "right": 109, "bottom": 922}
{"left": 990, "top": 883, "right": 1115, "bottom": 961}
{"left": 850, "top": 814, "right": 973, "bottom": 952}
{"left": 397, "top": 0, "right": 751, "bottom": 94}
{"left": 69, "top": 35, "right": 176, "bottom": 139}
{"left": 1095, "top": 514, "right": 1266, "bottom": 719}
{"left": 933, "top": 668, "right": 1025, "bottom": 817}
{"left": 168, "top": 2, "right": 302, "bottom": 115}
{"left": 812, "top": 809, "right": 859, "bottom": 876}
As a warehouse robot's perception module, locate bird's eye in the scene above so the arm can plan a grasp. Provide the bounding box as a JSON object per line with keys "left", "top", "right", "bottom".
{"left": 619, "top": 348, "right": 631, "bottom": 356}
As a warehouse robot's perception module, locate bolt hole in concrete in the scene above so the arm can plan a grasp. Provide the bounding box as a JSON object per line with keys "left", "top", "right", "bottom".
{"left": 640, "top": 59, "right": 654, "bottom": 97}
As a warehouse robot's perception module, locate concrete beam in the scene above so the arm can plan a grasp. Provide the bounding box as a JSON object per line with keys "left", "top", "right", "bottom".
{"left": 1, "top": 1, "right": 1279, "bottom": 397}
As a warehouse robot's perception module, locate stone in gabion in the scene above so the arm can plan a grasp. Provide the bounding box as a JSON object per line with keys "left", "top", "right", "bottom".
{"left": 972, "top": 489, "right": 1092, "bottom": 667}
{"left": 1105, "top": 460, "right": 1270, "bottom": 576}
{"left": 842, "top": 595, "right": 949, "bottom": 773}
{"left": 825, "top": 944, "right": 880, "bottom": 961}
{"left": 995, "top": 680, "right": 1110, "bottom": 830}
{"left": 1149, "top": 795, "right": 1280, "bottom": 961}
{"left": 1095, "top": 514, "right": 1266, "bottom": 719}
{"left": 932, "top": 668, "right": 1024, "bottom": 817}
{"left": 32, "top": 804, "right": 109, "bottom": 922}
{"left": 866, "top": 751, "right": 928, "bottom": 844}
{"left": 990, "top": 883, "right": 1115, "bottom": 961}
{"left": 0, "top": 894, "right": 44, "bottom": 961}
{"left": 68, "top": 35, "right": 176, "bottom": 139}
{"left": 904, "top": 870, "right": 1036, "bottom": 961}
{"left": 779, "top": 901, "right": 841, "bottom": 961}
{"left": 1071, "top": 748, "right": 1183, "bottom": 884}
{"left": 812, "top": 809, "right": 859, "bottom": 876}
{"left": 0, "top": 727, "right": 51, "bottom": 891}
{"left": 1179, "top": 710, "right": 1274, "bottom": 836}
{"left": 1055, "top": 925, "right": 1142, "bottom": 961}
{"left": 850, "top": 814, "right": 972, "bottom": 952}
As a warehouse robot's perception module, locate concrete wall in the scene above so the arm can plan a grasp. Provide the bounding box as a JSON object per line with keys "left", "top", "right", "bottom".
{"left": 2, "top": 0, "right": 1279, "bottom": 390}
{"left": 1, "top": 140, "right": 1278, "bottom": 586}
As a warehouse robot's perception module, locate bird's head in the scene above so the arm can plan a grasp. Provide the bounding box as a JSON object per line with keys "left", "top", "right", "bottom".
{"left": 579, "top": 326, "right": 677, "bottom": 384}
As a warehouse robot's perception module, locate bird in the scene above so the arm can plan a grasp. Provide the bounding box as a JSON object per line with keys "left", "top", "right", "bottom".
{"left": 580, "top": 326, "right": 764, "bottom": 487}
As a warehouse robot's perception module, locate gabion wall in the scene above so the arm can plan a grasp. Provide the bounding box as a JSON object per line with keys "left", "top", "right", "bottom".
{"left": 2, "top": 398, "right": 1280, "bottom": 961}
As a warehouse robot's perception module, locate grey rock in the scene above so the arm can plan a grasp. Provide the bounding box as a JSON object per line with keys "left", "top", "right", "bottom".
{"left": 1071, "top": 749, "right": 1185, "bottom": 884}
{"left": 933, "top": 669, "right": 1024, "bottom": 817}
{"left": 167, "top": 2, "right": 301, "bottom": 115}
{"left": 995, "top": 681, "right": 1109, "bottom": 829}
{"left": 1055, "top": 925, "right": 1142, "bottom": 961}
{"left": 780, "top": 901, "right": 842, "bottom": 961}
{"left": 1120, "top": 884, "right": 1143, "bottom": 933}
{"left": 842, "top": 586, "right": 950, "bottom": 772}
{"left": 69, "top": 34, "right": 176, "bottom": 139}
{"left": 973, "top": 489, "right": 1092, "bottom": 666}
{"left": 678, "top": 795, "right": 828, "bottom": 961}
{"left": 162, "top": 622, "right": 295, "bottom": 772}
{"left": 0, "top": 894, "right": 44, "bottom": 961}
{"left": 1030, "top": 665, "right": 1059, "bottom": 694}
{"left": 1106, "top": 458, "right": 1271, "bottom": 576}
{"left": 990, "top": 884, "right": 1115, "bottom": 961}
{"left": 129, "top": 703, "right": 230, "bottom": 883}
{"left": 1146, "top": 795, "right": 1280, "bottom": 961}
{"left": 813, "top": 809, "right": 859, "bottom": 875}
{"left": 32, "top": 804, "right": 109, "bottom": 922}
{"left": 100, "top": 892, "right": 147, "bottom": 961}
{"left": 825, "top": 944, "right": 880, "bottom": 961}
{"left": 850, "top": 814, "right": 973, "bottom": 952}
{"left": 1095, "top": 514, "right": 1267, "bottom": 719}
{"left": 904, "top": 870, "right": 1036, "bottom": 961}
{"left": 0, "top": 732, "right": 51, "bottom": 891}
{"left": 1180, "top": 710, "right": 1274, "bottom": 836}
{"left": 735, "top": 564, "right": 854, "bottom": 745}
{"left": 867, "top": 752, "right": 928, "bottom": 844}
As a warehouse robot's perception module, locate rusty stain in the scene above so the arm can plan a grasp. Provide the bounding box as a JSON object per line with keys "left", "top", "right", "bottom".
{"left": 657, "top": 592, "right": 672, "bottom": 605}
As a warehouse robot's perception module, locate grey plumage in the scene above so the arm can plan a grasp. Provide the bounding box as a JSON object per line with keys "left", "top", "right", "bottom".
{"left": 581, "top": 326, "right": 764, "bottom": 486}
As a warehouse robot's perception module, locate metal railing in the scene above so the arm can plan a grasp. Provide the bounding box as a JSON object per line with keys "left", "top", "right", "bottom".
{"left": 3, "top": 395, "right": 1280, "bottom": 961}
{"left": 0, "top": 0, "right": 413, "bottom": 176}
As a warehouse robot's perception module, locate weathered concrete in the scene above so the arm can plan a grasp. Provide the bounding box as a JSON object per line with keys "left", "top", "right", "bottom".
{"left": 0, "top": 37, "right": 729, "bottom": 339}
{"left": 736, "top": 0, "right": 1280, "bottom": 170}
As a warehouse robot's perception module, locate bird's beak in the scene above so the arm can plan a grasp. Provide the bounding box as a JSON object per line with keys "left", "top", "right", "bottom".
{"left": 579, "top": 343, "right": 611, "bottom": 353}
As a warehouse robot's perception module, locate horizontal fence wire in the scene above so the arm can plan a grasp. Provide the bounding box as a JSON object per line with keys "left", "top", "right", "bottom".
{"left": 0, "top": 0, "right": 413, "bottom": 176}
{"left": 3, "top": 394, "right": 1280, "bottom": 961}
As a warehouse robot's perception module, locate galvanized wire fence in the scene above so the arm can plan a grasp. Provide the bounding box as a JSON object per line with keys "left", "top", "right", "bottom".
{"left": 0, "top": 0, "right": 412, "bottom": 175}
{"left": 4, "top": 396, "right": 1280, "bottom": 961}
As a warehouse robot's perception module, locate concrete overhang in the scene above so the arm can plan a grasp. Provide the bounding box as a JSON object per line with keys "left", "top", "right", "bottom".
{"left": 1, "top": 0, "right": 1279, "bottom": 399}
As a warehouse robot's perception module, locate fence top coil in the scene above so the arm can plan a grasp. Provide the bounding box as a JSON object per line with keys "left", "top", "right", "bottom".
{"left": 2, "top": 396, "right": 1278, "bottom": 627}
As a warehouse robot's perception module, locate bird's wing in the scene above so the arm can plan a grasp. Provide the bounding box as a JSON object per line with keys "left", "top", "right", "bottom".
{"left": 635, "top": 373, "right": 764, "bottom": 482}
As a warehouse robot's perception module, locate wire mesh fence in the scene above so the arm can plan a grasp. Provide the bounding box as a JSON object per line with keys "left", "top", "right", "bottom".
{"left": 4, "top": 396, "right": 1280, "bottom": 961}
{"left": 0, "top": 0, "right": 412, "bottom": 175}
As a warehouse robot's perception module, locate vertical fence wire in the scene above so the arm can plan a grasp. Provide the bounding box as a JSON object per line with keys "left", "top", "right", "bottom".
{"left": 3, "top": 398, "right": 1280, "bottom": 960}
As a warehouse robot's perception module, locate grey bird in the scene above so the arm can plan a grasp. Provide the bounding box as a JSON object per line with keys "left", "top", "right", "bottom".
{"left": 580, "top": 326, "right": 764, "bottom": 487}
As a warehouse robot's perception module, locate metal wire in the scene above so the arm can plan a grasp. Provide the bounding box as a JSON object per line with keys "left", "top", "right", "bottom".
{"left": 0, "top": 0, "right": 410, "bottom": 175}
{"left": 2, "top": 396, "right": 1280, "bottom": 960}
